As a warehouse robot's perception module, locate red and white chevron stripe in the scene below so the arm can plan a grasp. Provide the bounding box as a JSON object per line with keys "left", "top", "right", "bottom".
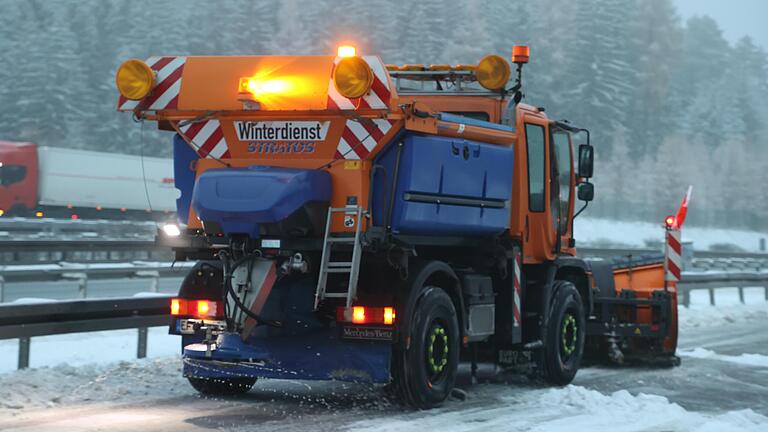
{"left": 513, "top": 251, "right": 522, "bottom": 328}
{"left": 118, "top": 56, "right": 186, "bottom": 111}
{"left": 665, "top": 229, "right": 682, "bottom": 282}
{"left": 334, "top": 119, "right": 395, "bottom": 160}
{"left": 327, "top": 56, "right": 391, "bottom": 110}
{"left": 177, "top": 120, "right": 230, "bottom": 159}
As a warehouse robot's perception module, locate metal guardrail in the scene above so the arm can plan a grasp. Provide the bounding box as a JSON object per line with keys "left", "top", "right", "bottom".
{"left": 1, "top": 239, "right": 765, "bottom": 265}
{"left": 578, "top": 247, "right": 768, "bottom": 261}
{"left": 0, "top": 295, "right": 172, "bottom": 369}
{"left": 0, "top": 239, "right": 172, "bottom": 265}
{"left": 678, "top": 273, "right": 768, "bottom": 307}
{"left": 0, "top": 261, "right": 194, "bottom": 302}
{"left": 0, "top": 217, "right": 157, "bottom": 239}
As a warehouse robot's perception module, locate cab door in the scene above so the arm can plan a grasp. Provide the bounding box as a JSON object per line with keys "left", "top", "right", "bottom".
{"left": 520, "top": 115, "right": 557, "bottom": 263}
{"left": 551, "top": 129, "right": 575, "bottom": 253}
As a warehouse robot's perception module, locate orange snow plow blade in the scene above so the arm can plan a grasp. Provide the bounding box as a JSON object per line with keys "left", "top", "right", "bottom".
{"left": 586, "top": 256, "right": 679, "bottom": 365}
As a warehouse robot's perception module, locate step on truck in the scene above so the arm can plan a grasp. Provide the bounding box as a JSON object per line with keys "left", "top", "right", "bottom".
{"left": 115, "top": 45, "right": 680, "bottom": 408}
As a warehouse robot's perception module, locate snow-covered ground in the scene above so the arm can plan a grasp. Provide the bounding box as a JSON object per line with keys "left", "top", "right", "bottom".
{"left": 347, "top": 386, "right": 767, "bottom": 432}
{"left": 575, "top": 217, "right": 768, "bottom": 252}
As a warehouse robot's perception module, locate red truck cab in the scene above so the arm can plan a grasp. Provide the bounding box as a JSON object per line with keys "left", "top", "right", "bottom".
{"left": 0, "top": 141, "right": 37, "bottom": 216}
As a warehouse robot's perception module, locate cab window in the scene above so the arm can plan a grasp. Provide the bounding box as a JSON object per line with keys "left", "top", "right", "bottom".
{"left": 0, "top": 165, "right": 27, "bottom": 186}
{"left": 552, "top": 132, "right": 572, "bottom": 233}
{"left": 446, "top": 112, "right": 490, "bottom": 121}
{"left": 525, "top": 124, "right": 545, "bottom": 212}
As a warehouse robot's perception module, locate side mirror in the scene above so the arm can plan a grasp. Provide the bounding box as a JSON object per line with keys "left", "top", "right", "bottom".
{"left": 578, "top": 144, "right": 594, "bottom": 178}
{"left": 578, "top": 182, "right": 594, "bottom": 202}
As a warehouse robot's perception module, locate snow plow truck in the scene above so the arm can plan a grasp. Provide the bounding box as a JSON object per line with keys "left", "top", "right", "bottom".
{"left": 115, "top": 45, "right": 680, "bottom": 408}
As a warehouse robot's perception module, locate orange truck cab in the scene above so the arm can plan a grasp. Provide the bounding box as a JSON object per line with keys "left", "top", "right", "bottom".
{"left": 116, "top": 45, "right": 678, "bottom": 408}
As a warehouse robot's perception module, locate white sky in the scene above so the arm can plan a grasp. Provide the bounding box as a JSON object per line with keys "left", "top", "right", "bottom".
{"left": 675, "top": 0, "right": 768, "bottom": 50}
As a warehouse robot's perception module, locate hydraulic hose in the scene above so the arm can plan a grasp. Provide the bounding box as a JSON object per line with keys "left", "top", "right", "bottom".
{"left": 219, "top": 251, "right": 282, "bottom": 330}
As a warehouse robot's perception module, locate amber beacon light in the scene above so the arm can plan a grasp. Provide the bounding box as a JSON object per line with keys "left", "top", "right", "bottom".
{"left": 333, "top": 55, "right": 373, "bottom": 99}
{"left": 337, "top": 45, "right": 356, "bottom": 57}
{"left": 116, "top": 59, "right": 155, "bottom": 100}
{"left": 476, "top": 54, "right": 511, "bottom": 91}
{"left": 512, "top": 45, "right": 530, "bottom": 64}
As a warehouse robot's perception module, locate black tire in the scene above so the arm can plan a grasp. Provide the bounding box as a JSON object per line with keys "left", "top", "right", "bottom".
{"left": 543, "top": 280, "right": 585, "bottom": 386}
{"left": 391, "top": 287, "right": 460, "bottom": 409}
{"left": 187, "top": 376, "right": 256, "bottom": 396}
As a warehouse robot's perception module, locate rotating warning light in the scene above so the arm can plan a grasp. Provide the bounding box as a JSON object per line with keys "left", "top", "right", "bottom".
{"left": 512, "top": 45, "right": 530, "bottom": 64}
{"left": 476, "top": 54, "right": 511, "bottom": 91}
{"left": 337, "top": 45, "right": 356, "bottom": 57}
{"left": 116, "top": 59, "right": 155, "bottom": 100}
{"left": 239, "top": 77, "right": 292, "bottom": 96}
{"left": 664, "top": 215, "right": 676, "bottom": 229}
{"left": 333, "top": 56, "right": 373, "bottom": 99}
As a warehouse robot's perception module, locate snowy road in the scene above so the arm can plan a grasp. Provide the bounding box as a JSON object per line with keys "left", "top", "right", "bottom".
{"left": 1, "top": 303, "right": 767, "bottom": 431}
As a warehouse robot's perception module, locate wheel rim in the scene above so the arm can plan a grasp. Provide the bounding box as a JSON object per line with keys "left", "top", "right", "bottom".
{"left": 425, "top": 321, "right": 449, "bottom": 382}
{"left": 561, "top": 313, "right": 578, "bottom": 359}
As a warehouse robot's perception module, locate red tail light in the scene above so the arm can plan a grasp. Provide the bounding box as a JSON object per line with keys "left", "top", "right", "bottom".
{"left": 337, "top": 306, "right": 396, "bottom": 326}
{"left": 170, "top": 298, "right": 222, "bottom": 318}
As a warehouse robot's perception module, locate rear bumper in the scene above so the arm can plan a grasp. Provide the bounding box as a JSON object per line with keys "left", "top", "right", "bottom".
{"left": 183, "top": 331, "right": 391, "bottom": 383}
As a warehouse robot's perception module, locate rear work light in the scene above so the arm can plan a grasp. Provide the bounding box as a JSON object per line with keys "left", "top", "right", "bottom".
{"left": 170, "top": 298, "right": 222, "bottom": 319}
{"left": 337, "top": 306, "right": 396, "bottom": 326}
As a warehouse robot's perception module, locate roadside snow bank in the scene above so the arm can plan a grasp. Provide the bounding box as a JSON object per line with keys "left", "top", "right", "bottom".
{"left": 679, "top": 301, "right": 768, "bottom": 330}
{"left": 348, "top": 385, "right": 768, "bottom": 432}
{"left": 0, "top": 357, "right": 186, "bottom": 412}
{"left": 679, "top": 348, "right": 768, "bottom": 368}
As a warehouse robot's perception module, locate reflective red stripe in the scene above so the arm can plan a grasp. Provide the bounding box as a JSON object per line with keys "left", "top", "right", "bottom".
{"left": 165, "top": 94, "right": 180, "bottom": 110}
{"left": 180, "top": 120, "right": 206, "bottom": 139}
{"left": 327, "top": 96, "right": 340, "bottom": 110}
{"left": 139, "top": 64, "right": 184, "bottom": 109}
{"left": 370, "top": 78, "right": 391, "bottom": 105}
{"left": 150, "top": 56, "right": 175, "bottom": 72}
{"left": 668, "top": 259, "right": 681, "bottom": 280}
{"left": 359, "top": 119, "right": 384, "bottom": 142}
{"left": 341, "top": 128, "right": 368, "bottom": 158}
{"left": 197, "top": 127, "right": 224, "bottom": 158}
{"left": 667, "top": 232, "right": 682, "bottom": 255}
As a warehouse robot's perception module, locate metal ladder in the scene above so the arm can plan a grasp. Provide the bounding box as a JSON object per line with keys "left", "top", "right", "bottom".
{"left": 314, "top": 207, "right": 364, "bottom": 310}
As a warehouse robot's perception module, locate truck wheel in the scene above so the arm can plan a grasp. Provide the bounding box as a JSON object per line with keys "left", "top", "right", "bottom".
{"left": 543, "top": 280, "right": 585, "bottom": 386}
{"left": 392, "top": 287, "right": 459, "bottom": 409}
{"left": 187, "top": 376, "right": 256, "bottom": 396}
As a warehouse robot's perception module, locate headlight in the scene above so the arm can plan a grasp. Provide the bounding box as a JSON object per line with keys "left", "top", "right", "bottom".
{"left": 116, "top": 59, "right": 155, "bottom": 100}
{"left": 162, "top": 223, "right": 181, "bottom": 237}
{"left": 476, "top": 54, "right": 511, "bottom": 91}
{"left": 333, "top": 56, "right": 373, "bottom": 99}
